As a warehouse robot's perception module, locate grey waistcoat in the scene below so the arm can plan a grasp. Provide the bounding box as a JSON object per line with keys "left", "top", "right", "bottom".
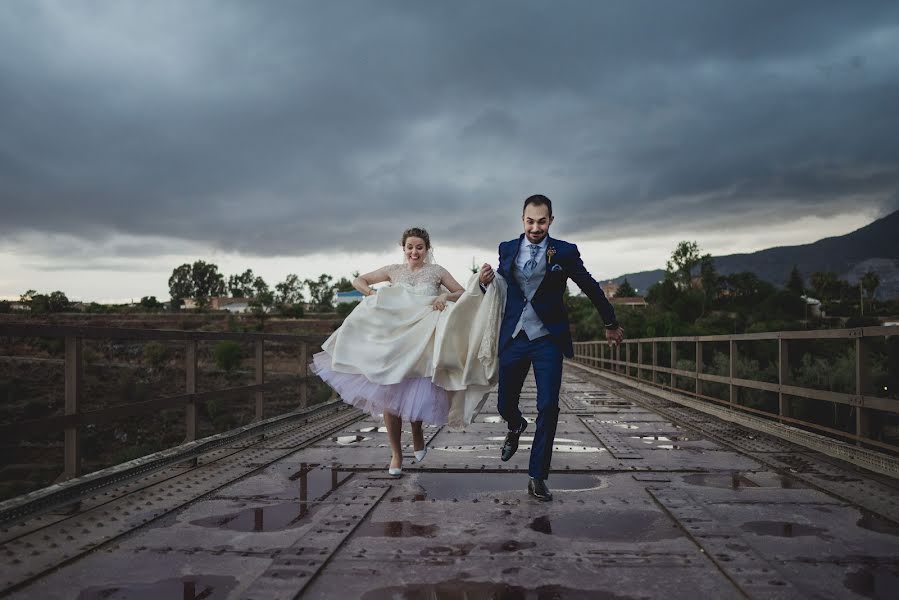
{"left": 512, "top": 252, "right": 551, "bottom": 340}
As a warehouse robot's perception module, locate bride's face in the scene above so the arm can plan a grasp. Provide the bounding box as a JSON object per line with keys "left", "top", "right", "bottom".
{"left": 403, "top": 236, "right": 428, "bottom": 266}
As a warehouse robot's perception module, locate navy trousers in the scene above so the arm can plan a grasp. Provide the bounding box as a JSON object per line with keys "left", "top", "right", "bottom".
{"left": 496, "top": 332, "right": 563, "bottom": 480}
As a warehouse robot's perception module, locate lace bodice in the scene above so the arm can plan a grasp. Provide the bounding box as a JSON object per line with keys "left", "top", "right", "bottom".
{"left": 386, "top": 263, "right": 445, "bottom": 296}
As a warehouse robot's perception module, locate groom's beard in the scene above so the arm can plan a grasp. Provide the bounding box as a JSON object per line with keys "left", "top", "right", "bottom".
{"left": 527, "top": 231, "right": 547, "bottom": 243}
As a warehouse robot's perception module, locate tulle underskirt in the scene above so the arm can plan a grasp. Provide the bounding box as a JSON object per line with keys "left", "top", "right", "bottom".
{"left": 312, "top": 351, "right": 449, "bottom": 425}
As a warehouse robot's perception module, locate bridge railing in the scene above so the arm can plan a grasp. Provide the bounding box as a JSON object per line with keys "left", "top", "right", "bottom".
{"left": 573, "top": 326, "right": 899, "bottom": 453}
{"left": 0, "top": 323, "right": 329, "bottom": 482}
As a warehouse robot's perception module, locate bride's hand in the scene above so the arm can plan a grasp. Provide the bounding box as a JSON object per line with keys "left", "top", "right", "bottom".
{"left": 432, "top": 294, "right": 448, "bottom": 311}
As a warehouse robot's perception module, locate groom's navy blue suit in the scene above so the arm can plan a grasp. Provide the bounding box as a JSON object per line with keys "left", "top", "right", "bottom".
{"left": 496, "top": 234, "right": 618, "bottom": 480}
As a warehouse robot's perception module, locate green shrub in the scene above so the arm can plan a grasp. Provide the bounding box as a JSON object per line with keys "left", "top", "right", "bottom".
{"left": 204, "top": 398, "right": 222, "bottom": 420}
{"left": 214, "top": 341, "right": 243, "bottom": 372}
{"left": 120, "top": 379, "right": 151, "bottom": 404}
{"left": 23, "top": 400, "right": 51, "bottom": 420}
{"left": 336, "top": 301, "right": 359, "bottom": 317}
{"left": 281, "top": 304, "right": 305, "bottom": 318}
{"left": 143, "top": 342, "right": 170, "bottom": 369}
{"left": 113, "top": 444, "right": 156, "bottom": 464}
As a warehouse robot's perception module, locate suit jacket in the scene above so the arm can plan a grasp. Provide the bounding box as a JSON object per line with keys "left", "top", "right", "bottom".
{"left": 497, "top": 234, "right": 618, "bottom": 358}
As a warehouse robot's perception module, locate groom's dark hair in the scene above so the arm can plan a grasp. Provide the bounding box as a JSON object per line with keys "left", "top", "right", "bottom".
{"left": 523, "top": 194, "right": 553, "bottom": 216}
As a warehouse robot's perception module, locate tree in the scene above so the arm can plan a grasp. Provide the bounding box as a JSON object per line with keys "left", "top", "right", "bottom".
{"left": 250, "top": 290, "right": 275, "bottom": 312}
{"left": 861, "top": 271, "right": 880, "bottom": 301}
{"left": 30, "top": 294, "right": 50, "bottom": 314}
{"left": 275, "top": 274, "right": 305, "bottom": 306}
{"left": 47, "top": 291, "right": 70, "bottom": 313}
{"left": 646, "top": 278, "right": 678, "bottom": 310}
{"left": 333, "top": 276, "right": 355, "bottom": 293}
{"left": 724, "top": 272, "right": 770, "bottom": 304}
{"left": 305, "top": 274, "right": 335, "bottom": 310}
{"left": 699, "top": 255, "right": 720, "bottom": 314}
{"left": 252, "top": 276, "right": 270, "bottom": 297}
{"left": 614, "top": 278, "right": 636, "bottom": 298}
{"left": 168, "top": 264, "right": 195, "bottom": 303}
{"left": 666, "top": 241, "right": 704, "bottom": 289}
{"left": 786, "top": 265, "right": 805, "bottom": 297}
{"left": 809, "top": 271, "right": 838, "bottom": 302}
{"left": 191, "top": 260, "right": 226, "bottom": 301}
{"left": 861, "top": 270, "right": 880, "bottom": 316}
{"left": 20, "top": 290, "right": 37, "bottom": 304}
{"left": 139, "top": 296, "right": 164, "bottom": 311}
{"left": 227, "top": 269, "right": 256, "bottom": 297}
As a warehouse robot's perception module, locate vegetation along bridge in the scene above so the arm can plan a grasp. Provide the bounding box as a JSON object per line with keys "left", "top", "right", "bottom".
{"left": 1, "top": 323, "right": 898, "bottom": 598}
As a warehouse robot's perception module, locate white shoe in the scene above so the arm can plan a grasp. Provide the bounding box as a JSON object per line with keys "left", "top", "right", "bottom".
{"left": 388, "top": 466, "right": 403, "bottom": 477}
{"left": 413, "top": 448, "right": 427, "bottom": 463}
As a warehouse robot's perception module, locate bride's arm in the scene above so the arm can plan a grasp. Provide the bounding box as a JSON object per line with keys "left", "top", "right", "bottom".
{"left": 438, "top": 269, "right": 465, "bottom": 302}
{"left": 353, "top": 267, "right": 390, "bottom": 297}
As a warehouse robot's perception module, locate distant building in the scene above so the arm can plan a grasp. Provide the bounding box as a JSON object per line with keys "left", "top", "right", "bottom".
{"left": 212, "top": 297, "right": 253, "bottom": 313}
{"left": 336, "top": 290, "right": 364, "bottom": 305}
{"left": 600, "top": 282, "right": 619, "bottom": 298}
{"left": 801, "top": 295, "right": 823, "bottom": 318}
{"left": 611, "top": 296, "right": 648, "bottom": 308}
{"left": 9, "top": 302, "right": 31, "bottom": 312}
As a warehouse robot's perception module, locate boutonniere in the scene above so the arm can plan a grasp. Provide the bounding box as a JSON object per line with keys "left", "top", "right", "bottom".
{"left": 546, "top": 246, "right": 557, "bottom": 264}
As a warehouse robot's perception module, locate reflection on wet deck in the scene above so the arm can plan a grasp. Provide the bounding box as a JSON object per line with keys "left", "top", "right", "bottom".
{"left": 7, "top": 366, "right": 899, "bottom": 599}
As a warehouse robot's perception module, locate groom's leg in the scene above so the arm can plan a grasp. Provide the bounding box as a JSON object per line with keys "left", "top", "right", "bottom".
{"left": 529, "top": 336, "right": 563, "bottom": 480}
{"left": 497, "top": 334, "right": 530, "bottom": 431}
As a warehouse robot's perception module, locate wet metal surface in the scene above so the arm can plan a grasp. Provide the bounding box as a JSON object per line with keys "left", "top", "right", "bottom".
{"left": 6, "top": 367, "right": 899, "bottom": 599}
{"left": 77, "top": 575, "right": 237, "bottom": 600}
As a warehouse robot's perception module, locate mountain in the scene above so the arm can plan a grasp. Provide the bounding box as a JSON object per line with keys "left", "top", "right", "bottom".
{"left": 607, "top": 210, "right": 899, "bottom": 299}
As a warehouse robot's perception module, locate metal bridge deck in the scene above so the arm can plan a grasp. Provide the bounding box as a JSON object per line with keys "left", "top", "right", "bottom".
{"left": 3, "top": 364, "right": 899, "bottom": 599}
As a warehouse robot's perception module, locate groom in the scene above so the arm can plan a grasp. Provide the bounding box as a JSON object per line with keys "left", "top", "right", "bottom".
{"left": 479, "top": 194, "right": 624, "bottom": 500}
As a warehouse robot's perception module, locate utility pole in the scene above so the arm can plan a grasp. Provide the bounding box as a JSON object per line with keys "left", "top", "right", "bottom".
{"left": 860, "top": 282, "right": 864, "bottom": 316}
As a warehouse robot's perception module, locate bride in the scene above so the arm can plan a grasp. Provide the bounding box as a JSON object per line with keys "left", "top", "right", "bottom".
{"left": 312, "top": 227, "right": 505, "bottom": 476}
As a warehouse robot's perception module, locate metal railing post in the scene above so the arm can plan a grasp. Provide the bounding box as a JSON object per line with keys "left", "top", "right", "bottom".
{"left": 670, "top": 341, "right": 677, "bottom": 390}
{"left": 652, "top": 341, "right": 658, "bottom": 385}
{"left": 62, "top": 336, "right": 82, "bottom": 480}
{"left": 729, "top": 340, "right": 737, "bottom": 406}
{"left": 778, "top": 338, "right": 789, "bottom": 422}
{"left": 255, "top": 339, "right": 265, "bottom": 421}
{"left": 299, "top": 341, "right": 309, "bottom": 409}
{"left": 695, "top": 340, "right": 703, "bottom": 397}
{"left": 637, "top": 342, "right": 644, "bottom": 381}
{"left": 185, "top": 339, "right": 198, "bottom": 442}
{"left": 856, "top": 336, "right": 870, "bottom": 443}
{"left": 614, "top": 343, "right": 621, "bottom": 375}
{"left": 625, "top": 342, "right": 631, "bottom": 378}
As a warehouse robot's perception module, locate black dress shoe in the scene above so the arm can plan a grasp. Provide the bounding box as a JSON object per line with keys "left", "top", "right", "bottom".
{"left": 528, "top": 478, "right": 553, "bottom": 501}
{"left": 500, "top": 419, "right": 527, "bottom": 462}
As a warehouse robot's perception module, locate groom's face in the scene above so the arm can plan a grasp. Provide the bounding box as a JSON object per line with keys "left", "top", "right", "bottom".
{"left": 522, "top": 204, "right": 553, "bottom": 244}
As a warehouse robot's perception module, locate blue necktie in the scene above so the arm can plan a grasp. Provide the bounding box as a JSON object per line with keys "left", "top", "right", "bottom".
{"left": 523, "top": 244, "right": 540, "bottom": 279}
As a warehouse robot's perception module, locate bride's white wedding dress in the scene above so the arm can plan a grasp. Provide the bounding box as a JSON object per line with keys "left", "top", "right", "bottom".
{"left": 312, "top": 263, "right": 506, "bottom": 426}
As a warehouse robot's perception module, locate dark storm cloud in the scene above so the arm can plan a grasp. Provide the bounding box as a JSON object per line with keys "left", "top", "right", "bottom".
{"left": 1, "top": 0, "right": 898, "bottom": 259}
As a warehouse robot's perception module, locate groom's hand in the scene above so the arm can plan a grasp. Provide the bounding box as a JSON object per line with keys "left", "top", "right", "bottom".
{"left": 605, "top": 326, "right": 624, "bottom": 346}
{"left": 479, "top": 263, "right": 495, "bottom": 286}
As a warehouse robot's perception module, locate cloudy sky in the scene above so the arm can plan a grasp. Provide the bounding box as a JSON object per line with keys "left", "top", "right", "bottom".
{"left": 2, "top": 1, "right": 898, "bottom": 302}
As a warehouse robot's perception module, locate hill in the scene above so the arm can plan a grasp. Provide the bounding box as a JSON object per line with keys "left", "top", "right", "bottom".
{"left": 608, "top": 210, "right": 899, "bottom": 298}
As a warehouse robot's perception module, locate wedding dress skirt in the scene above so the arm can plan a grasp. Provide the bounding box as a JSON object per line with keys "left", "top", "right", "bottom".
{"left": 312, "top": 274, "right": 506, "bottom": 426}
